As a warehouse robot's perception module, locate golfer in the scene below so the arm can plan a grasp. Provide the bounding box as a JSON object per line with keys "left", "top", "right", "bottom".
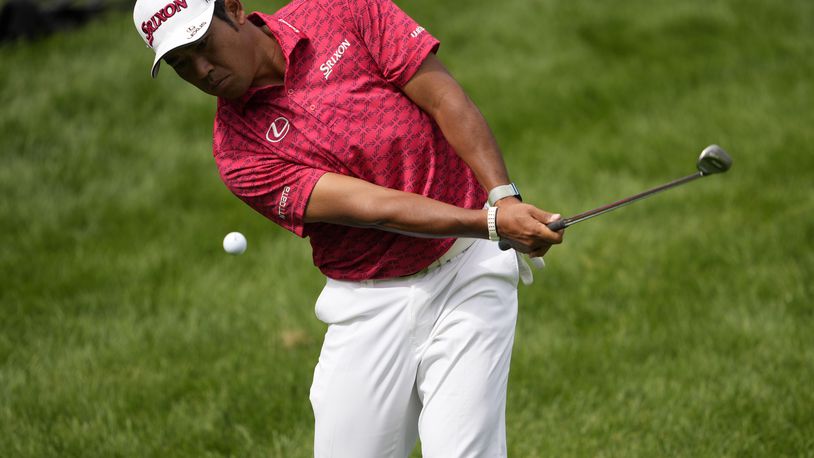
{"left": 134, "top": 0, "right": 563, "bottom": 455}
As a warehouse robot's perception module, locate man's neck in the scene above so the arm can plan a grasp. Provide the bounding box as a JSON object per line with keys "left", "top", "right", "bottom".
{"left": 251, "top": 24, "right": 287, "bottom": 88}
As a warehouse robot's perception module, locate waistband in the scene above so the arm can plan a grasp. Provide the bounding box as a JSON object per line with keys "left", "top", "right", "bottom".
{"left": 399, "top": 237, "right": 478, "bottom": 279}
{"left": 330, "top": 238, "right": 480, "bottom": 287}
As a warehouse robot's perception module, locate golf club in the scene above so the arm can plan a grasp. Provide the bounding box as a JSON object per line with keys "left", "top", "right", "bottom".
{"left": 498, "top": 144, "right": 732, "bottom": 251}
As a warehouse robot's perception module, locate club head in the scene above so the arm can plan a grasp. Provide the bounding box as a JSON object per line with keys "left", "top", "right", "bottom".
{"left": 697, "top": 145, "right": 732, "bottom": 175}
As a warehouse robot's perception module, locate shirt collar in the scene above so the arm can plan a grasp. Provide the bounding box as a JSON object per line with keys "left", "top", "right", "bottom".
{"left": 222, "top": 11, "right": 309, "bottom": 113}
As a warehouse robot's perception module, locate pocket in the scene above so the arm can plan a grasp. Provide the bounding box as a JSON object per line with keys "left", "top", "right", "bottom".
{"left": 492, "top": 241, "right": 522, "bottom": 286}
{"left": 313, "top": 279, "right": 335, "bottom": 323}
{"left": 313, "top": 279, "right": 367, "bottom": 324}
{"left": 465, "top": 240, "right": 521, "bottom": 287}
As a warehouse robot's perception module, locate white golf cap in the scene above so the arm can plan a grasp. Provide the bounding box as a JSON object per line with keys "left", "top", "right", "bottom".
{"left": 133, "top": 0, "right": 216, "bottom": 78}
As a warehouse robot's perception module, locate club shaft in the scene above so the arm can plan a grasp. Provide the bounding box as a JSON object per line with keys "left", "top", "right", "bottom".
{"left": 559, "top": 171, "right": 704, "bottom": 228}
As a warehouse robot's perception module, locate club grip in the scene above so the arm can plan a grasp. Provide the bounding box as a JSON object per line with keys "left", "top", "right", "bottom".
{"left": 498, "top": 219, "right": 567, "bottom": 251}
{"left": 547, "top": 219, "right": 567, "bottom": 232}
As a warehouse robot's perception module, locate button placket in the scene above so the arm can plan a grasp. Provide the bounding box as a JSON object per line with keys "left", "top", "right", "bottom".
{"left": 286, "top": 79, "right": 333, "bottom": 127}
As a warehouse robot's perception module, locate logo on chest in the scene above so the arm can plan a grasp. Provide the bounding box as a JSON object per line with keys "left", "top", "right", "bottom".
{"left": 320, "top": 38, "right": 352, "bottom": 80}
{"left": 266, "top": 117, "right": 290, "bottom": 143}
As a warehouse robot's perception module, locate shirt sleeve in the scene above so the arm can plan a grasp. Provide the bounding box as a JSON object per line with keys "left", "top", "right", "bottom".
{"left": 216, "top": 149, "right": 327, "bottom": 238}
{"left": 345, "top": 0, "right": 440, "bottom": 87}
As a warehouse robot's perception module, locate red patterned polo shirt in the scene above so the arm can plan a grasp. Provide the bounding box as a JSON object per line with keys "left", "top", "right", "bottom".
{"left": 213, "top": 0, "right": 486, "bottom": 280}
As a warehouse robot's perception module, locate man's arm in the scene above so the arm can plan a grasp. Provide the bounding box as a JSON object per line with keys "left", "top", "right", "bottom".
{"left": 304, "top": 172, "right": 560, "bottom": 257}
{"left": 401, "top": 54, "right": 511, "bottom": 192}
{"left": 305, "top": 173, "right": 486, "bottom": 238}
{"left": 400, "top": 53, "right": 563, "bottom": 248}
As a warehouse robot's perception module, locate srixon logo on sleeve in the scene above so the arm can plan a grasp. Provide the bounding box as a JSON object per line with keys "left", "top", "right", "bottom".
{"left": 141, "top": 0, "right": 189, "bottom": 47}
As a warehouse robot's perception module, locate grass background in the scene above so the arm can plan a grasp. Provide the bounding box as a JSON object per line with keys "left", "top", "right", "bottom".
{"left": 1, "top": 0, "right": 812, "bottom": 456}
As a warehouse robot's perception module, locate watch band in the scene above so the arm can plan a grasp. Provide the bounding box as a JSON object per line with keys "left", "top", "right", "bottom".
{"left": 488, "top": 183, "right": 521, "bottom": 206}
{"left": 487, "top": 206, "right": 500, "bottom": 241}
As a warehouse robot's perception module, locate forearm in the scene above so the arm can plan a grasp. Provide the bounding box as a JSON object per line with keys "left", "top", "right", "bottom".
{"left": 346, "top": 192, "right": 487, "bottom": 238}
{"left": 432, "top": 88, "right": 512, "bottom": 191}
{"left": 304, "top": 172, "right": 488, "bottom": 239}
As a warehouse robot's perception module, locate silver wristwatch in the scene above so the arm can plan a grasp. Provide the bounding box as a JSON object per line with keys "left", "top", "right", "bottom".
{"left": 487, "top": 183, "right": 521, "bottom": 206}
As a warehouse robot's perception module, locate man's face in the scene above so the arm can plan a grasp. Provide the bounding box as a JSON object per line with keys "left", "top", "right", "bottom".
{"left": 163, "top": 16, "right": 255, "bottom": 100}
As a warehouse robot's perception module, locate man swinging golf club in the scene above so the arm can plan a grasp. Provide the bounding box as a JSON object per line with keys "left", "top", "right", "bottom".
{"left": 133, "top": 0, "right": 564, "bottom": 455}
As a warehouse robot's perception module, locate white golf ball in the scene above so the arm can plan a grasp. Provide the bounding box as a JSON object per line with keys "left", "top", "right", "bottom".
{"left": 223, "top": 232, "right": 247, "bottom": 255}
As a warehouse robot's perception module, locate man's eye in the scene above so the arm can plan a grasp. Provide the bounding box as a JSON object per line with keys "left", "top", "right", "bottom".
{"left": 197, "top": 38, "right": 208, "bottom": 50}
{"left": 167, "top": 58, "right": 187, "bottom": 70}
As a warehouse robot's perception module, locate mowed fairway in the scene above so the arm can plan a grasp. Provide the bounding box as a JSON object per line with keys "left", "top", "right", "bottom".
{"left": 1, "top": 0, "right": 812, "bottom": 456}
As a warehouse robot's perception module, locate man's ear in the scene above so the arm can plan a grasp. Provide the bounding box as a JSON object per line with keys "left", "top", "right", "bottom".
{"left": 224, "top": 0, "right": 246, "bottom": 25}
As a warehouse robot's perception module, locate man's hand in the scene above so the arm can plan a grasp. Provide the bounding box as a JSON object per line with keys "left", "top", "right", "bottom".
{"left": 494, "top": 198, "right": 564, "bottom": 258}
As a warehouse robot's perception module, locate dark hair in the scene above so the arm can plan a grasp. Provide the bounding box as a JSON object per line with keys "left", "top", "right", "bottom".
{"left": 213, "top": 0, "right": 237, "bottom": 30}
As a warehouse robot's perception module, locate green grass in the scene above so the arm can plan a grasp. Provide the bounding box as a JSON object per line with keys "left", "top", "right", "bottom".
{"left": 1, "top": 0, "right": 813, "bottom": 456}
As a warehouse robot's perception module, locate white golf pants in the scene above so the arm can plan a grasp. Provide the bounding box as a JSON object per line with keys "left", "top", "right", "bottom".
{"left": 310, "top": 239, "right": 520, "bottom": 457}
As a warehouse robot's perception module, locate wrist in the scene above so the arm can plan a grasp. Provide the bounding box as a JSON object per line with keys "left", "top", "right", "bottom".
{"left": 494, "top": 195, "right": 521, "bottom": 207}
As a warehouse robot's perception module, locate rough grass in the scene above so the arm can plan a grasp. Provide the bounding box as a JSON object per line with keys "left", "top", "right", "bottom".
{"left": 1, "top": 0, "right": 812, "bottom": 456}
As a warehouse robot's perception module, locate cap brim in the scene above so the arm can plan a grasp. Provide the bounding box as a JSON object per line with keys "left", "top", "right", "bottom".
{"left": 150, "top": 1, "right": 216, "bottom": 78}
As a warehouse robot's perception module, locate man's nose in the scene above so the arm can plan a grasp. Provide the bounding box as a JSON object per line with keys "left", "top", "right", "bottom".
{"left": 192, "top": 55, "right": 214, "bottom": 80}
